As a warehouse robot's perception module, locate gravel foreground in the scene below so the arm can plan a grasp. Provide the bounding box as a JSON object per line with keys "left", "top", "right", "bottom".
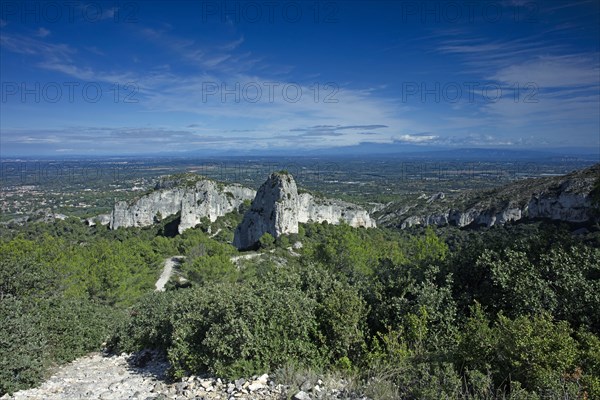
{"left": 2, "top": 350, "right": 370, "bottom": 400}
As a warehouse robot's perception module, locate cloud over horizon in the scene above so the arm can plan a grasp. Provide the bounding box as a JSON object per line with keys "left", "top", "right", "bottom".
{"left": 1, "top": 1, "right": 598, "bottom": 156}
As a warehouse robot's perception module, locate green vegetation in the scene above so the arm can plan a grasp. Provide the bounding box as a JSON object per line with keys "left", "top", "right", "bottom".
{"left": 258, "top": 232, "right": 275, "bottom": 249}
{"left": 1, "top": 181, "right": 599, "bottom": 398}
{"left": 157, "top": 172, "right": 209, "bottom": 188}
{"left": 107, "top": 221, "right": 600, "bottom": 399}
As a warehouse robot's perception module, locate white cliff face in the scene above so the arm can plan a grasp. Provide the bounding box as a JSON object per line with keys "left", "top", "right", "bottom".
{"left": 85, "top": 213, "right": 111, "bottom": 226}
{"left": 298, "top": 193, "right": 376, "bottom": 228}
{"left": 109, "top": 178, "right": 255, "bottom": 233}
{"left": 111, "top": 188, "right": 187, "bottom": 229}
{"left": 233, "top": 173, "right": 299, "bottom": 250}
{"left": 178, "top": 181, "right": 256, "bottom": 233}
{"left": 394, "top": 164, "right": 599, "bottom": 229}
{"left": 234, "top": 173, "right": 375, "bottom": 250}
{"left": 528, "top": 190, "right": 591, "bottom": 223}
{"left": 401, "top": 206, "right": 527, "bottom": 229}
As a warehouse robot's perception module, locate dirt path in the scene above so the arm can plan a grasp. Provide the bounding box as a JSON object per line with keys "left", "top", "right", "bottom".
{"left": 1, "top": 351, "right": 303, "bottom": 400}
{"left": 155, "top": 256, "right": 184, "bottom": 292}
{"left": 2, "top": 351, "right": 169, "bottom": 400}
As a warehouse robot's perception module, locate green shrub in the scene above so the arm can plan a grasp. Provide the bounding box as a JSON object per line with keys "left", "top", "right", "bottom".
{"left": 259, "top": 233, "right": 275, "bottom": 249}
{"left": 457, "top": 310, "right": 583, "bottom": 395}
{"left": 108, "top": 290, "right": 182, "bottom": 353}
{"left": 39, "top": 297, "right": 119, "bottom": 364}
{"left": 0, "top": 297, "right": 46, "bottom": 395}
{"left": 0, "top": 296, "right": 118, "bottom": 396}
{"left": 168, "top": 280, "right": 322, "bottom": 379}
{"left": 317, "top": 280, "right": 367, "bottom": 362}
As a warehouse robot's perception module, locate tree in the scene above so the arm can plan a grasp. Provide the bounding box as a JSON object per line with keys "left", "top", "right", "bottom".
{"left": 259, "top": 233, "right": 275, "bottom": 249}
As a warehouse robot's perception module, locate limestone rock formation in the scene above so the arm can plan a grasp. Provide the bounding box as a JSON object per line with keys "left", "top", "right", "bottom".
{"left": 110, "top": 188, "right": 187, "bottom": 230}
{"left": 178, "top": 180, "right": 256, "bottom": 233}
{"left": 85, "top": 213, "right": 111, "bottom": 226}
{"left": 233, "top": 172, "right": 375, "bottom": 250}
{"left": 109, "top": 174, "right": 255, "bottom": 234}
{"left": 376, "top": 163, "right": 600, "bottom": 229}
{"left": 298, "top": 193, "right": 376, "bottom": 228}
{"left": 233, "top": 172, "right": 299, "bottom": 250}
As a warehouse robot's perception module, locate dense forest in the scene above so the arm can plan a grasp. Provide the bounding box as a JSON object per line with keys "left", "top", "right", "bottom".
{"left": 1, "top": 206, "right": 600, "bottom": 398}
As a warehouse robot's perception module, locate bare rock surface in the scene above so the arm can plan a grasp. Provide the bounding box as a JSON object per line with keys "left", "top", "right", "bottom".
{"left": 375, "top": 163, "right": 600, "bottom": 229}
{"left": 109, "top": 174, "right": 255, "bottom": 234}
{"left": 2, "top": 351, "right": 370, "bottom": 400}
{"left": 233, "top": 173, "right": 375, "bottom": 250}
{"left": 233, "top": 172, "right": 300, "bottom": 250}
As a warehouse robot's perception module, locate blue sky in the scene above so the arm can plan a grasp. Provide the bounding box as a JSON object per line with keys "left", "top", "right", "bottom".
{"left": 1, "top": 0, "right": 599, "bottom": 156}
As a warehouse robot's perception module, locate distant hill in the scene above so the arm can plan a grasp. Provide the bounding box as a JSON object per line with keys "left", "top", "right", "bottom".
{"left": 375, "top": 163, "right": 600, "bottom": 229}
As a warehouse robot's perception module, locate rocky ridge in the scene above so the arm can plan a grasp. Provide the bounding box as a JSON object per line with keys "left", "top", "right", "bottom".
{"left": 0, "top": 208, "right": 68, "bottom": 227}
{"left": 375, "top": 163, "right": 600, "bottom": 229}
{"left": 2, "top": 350, "right": 369, "bottom": 400}
{"left": 233, "top": 172, "right": 375, "bottom": 250}
{"left": 298, "top": 194, "right": 374, "bottom": 228}
{"left": 109, "top": 174, "right": 255, "bottom": 234}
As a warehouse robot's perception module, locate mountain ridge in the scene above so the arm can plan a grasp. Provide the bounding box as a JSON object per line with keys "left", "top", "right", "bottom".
{"left": 375, "top": 163, "right": 600, "bottom": 229}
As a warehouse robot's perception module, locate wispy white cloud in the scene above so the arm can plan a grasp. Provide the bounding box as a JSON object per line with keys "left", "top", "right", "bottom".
{"left": 432, "top": 29, "right": 600, "bottom": 146}
{"left": 0, "top": 33, "right": 72, "bottom": 58}
{"left": 73, "top": 4, "right": 119, "bottom": 20}
{"left": 437, "top": 37, "right": 566, "bottom": 71}
{"left": 0, "top": 33, "right": 137, "bottom": 83}
{"left": 490, "top": 54, "right": 600, "bottom": 88}
{"left": 85, "top": 46, "right": 105, "bottom": 56}
{"left": 0, "top": 24, "right": 417, "bottom": 151}
{"left": 394, "top": 133, "right": 439, "bottom": 143}
{"left": 289, "top": 124, "right": 389, "bottom": 138}
{"left": 2, "top": 11, "right": 598, "bottom": 154}
{"left": 35, "top": 27, "right": 50, "bottom": 38}
{"left": 137, "top": 27, "right": 250, "bottom": 71}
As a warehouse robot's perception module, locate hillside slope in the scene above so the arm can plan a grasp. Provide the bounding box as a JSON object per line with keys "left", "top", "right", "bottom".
{"left": 375, "top": 163, "right": 600, "bottom": 229}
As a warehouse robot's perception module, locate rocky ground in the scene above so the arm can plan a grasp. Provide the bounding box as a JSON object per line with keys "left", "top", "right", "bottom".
{"left": 2, "top": 350, "right": 369, "bottom": 400}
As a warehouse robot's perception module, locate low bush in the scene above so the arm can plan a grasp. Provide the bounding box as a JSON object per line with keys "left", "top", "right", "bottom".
{"left": 0, "top": 295, "right": 119, "bottom": 395}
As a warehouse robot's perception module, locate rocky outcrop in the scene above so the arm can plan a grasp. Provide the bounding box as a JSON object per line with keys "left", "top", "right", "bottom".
{"left": 110, "top": 188, "right": 187, "bottom": 230}
{"left": 298, "top": 194, "right": 376, "bottom": 228}
{"left": 178, "top": 181, "right": 256, "bottom": 233}
{"left": 400, "top": 207, "right": 524, "bottom": 229}
{"left": 233, "top": 172, "right": 300, "bottom": 250}
{"left": 527, "top": 178, "right": 594, "bottom": 222}
{"left": 0, "top": 209, "right": 69, "bottom": 227}
{"left": 85, "top": 213, "right": 112, "bottom": 226}
{"left": 2, "top": 350, "right": 368, "bottom": 400}
{"left": 381, "top": 163, "right": 600, "bottom": 229}
{"left": 109, "top": 174, "right": 255, "bottom": 234}
{"left": 234, "top": 172, "right": 375, "bottom": 250}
